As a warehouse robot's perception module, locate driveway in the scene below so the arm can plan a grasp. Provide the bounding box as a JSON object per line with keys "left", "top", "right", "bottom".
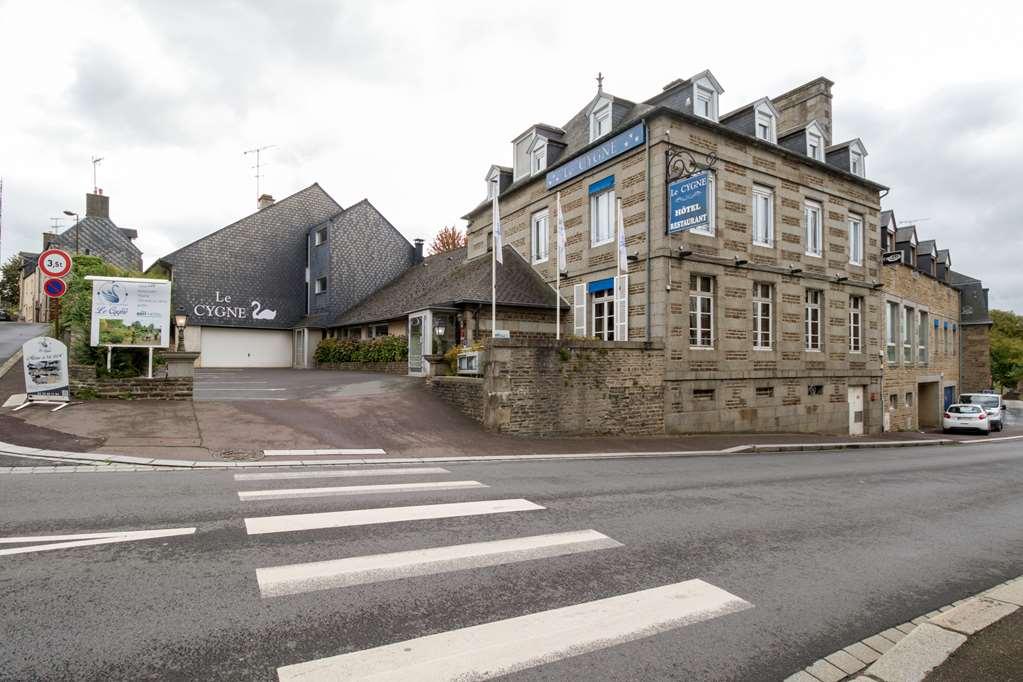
{"left": 193, "top": 368, "right": 416, "bottom": 401}
{"left": 0, "top": 322, "right": 49, "bottom": 362}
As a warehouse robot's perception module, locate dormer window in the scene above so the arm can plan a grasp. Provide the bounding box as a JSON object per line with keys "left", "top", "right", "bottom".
{"left": 695, "top": 85, "right": 715, "bottom": 119}
{"left": 754, "top": 104, "right": 777, "bottom": 143}
{"left": 527, "top": 136, "right": 548, "bottom": 176}
{"left": 807, "top": 131, "right": 823, "bottom": 161}
{"left": 689, "top": 72, "right": 723, "bottom": 122}
{"left": 850, "top": 150, "right": 863, "bottom": 176}
{"left": 485, "top": 168, "right": 502, "bottom": 199}
{"left": 590, "top": 101, "right": 612, "bottom": 142}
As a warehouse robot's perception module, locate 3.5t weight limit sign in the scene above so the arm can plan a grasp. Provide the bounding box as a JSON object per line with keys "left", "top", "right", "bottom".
{"left": 38, "top": 249, "right": 73, "bottom": 278}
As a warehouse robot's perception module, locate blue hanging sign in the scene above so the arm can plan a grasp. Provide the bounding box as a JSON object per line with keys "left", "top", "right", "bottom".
{"left": 667, "top": 171, "right": 711, "bottom": 234}
{"left": 546, "top": 123, "right": 645, "bottom": 190}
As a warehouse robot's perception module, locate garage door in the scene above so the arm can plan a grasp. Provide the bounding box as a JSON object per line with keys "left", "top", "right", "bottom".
{"left": 199, "top": 327, "right": 293, "bottom": 368}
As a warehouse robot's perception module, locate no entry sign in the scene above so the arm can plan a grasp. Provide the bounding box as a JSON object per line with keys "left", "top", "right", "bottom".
{"left": 43, "top": 277, "right": 68, "bottom": 298}
{"left": 38, "top": 249, "right": 73, "bottom": 278}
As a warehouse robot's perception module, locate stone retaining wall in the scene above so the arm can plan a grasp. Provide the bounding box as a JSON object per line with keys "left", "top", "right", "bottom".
{"left": 428, "top": 376, "right": 484, "bottom": 422}
{"left": 70, "top": 365, "right": 193, "bottom": 400}
{"left": 316, "top": 361, "right": 408, "bottom": 375}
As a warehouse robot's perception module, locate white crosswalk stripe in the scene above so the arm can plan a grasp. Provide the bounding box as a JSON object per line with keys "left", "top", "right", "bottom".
{"left": 263, "top": 449, "right": 387, "bottom": 457}
{"left": 245, "top": 499, "right": 544, "bottom": 535}
{"left": 276, "top": 579, "right": 753, "bottom": 681}
{"left": 237, "top": 480, "right": 487, "bottom": 502}
{"left": 256, "top": 529, "right": 622, "bottom": 597}
{"left": 0, "top": 527, "right": 197, "bottom": 556}
{"left": 234, "top": 467, "right": 450, "bottom": 481}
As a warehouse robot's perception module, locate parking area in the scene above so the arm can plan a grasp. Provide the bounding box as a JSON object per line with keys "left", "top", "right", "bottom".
{"left": 192, "top": 368, "right": 417, "bottom": 401}
{"left": 925, "top": 400, "right": 1023, "bottom": 439}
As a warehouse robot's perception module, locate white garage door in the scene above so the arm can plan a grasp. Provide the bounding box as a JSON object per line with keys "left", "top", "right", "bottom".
{"left": 199, "top": 327, "right": 293, "bottom": 368}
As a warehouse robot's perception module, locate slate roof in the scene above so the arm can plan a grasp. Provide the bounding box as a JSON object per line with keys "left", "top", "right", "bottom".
{"left": 19, "top": 252, "right": 39, "bottom": 276}
{"left": 936, "top": 249, "right": 950, "bottom": 264}
{"left": 332, "top": 246, "right": 559, "bottom": 327}
{"left": 895, "top": 226, "right": 917, "bottom": 243}
{"left": 49, "top": 215, "right": 143, "bottom": 272}
{"left": 880, "top": 210, "right": 896, "bottom": 229}
{"left": 951, "top": 271, "right": 992, "bottom": 325}
{"left": 917, "top": 239, "right": 937, "bottom": 256}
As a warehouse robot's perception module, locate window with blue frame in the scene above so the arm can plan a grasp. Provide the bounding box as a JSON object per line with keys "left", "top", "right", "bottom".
{"left": 589, "top": 176, "right": 615, "bottom": 246}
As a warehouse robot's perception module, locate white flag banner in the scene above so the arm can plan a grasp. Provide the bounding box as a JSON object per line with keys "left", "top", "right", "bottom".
{"left": 556, "top": 191, "right": 567, "bottom": 273}
{"left": 492, "top": 193, "right": 503, "bottom": 265}
{"left": 617, "top": 199, "right": 628, "bottom": 275}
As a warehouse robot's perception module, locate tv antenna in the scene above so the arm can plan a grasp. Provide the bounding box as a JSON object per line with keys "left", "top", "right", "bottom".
{"left": 897, "top": 218, "right": 930, "bottom": 225}
{"left": 91, "top": 156, "right": 104, "bottom": 192}
{"left": 243, "top": 144, "right": 276, "bottom": 200}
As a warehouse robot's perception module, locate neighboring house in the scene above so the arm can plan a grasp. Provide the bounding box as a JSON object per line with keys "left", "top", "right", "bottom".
{"left": 462, "top": 71, "right": 888, "bottom": 435}
{"left": 46, "top": 191, "right": 143, "bottom": 271}
{"left": 329, "top": 245, "right": 559, "bottom": 376}
{"left": 17, "top": 252, "right": 42, "bottom": 322}
{"left": 147, "top": 185, "right": 417, "bottom": 368}
{"left": 951, "top": 270, "right": 994, "bottom": 392}
{"left": 878, "top": 212, "right": 962, "bottom": 432}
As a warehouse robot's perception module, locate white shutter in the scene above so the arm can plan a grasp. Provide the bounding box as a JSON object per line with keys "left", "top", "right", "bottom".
{"left": 614, "top": 275, "right": 629, "bottom": 341}
{"left": 573, "top": 283, "right": 586, "bottom": 336}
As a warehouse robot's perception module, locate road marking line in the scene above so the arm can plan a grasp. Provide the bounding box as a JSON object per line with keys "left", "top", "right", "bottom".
{"left": 238, "top": 480, "right": 487, "bottom": 502}
{"left": 257, "top": 529, "right": 622, "bottom": 598}
{"left": 194, "top": 388, "right": 286, "bottom": 391}
{"left": 276, "top": 578, "right": 752, "bottom": 680}
{"left": 961, "top": 434, "right": 1023, "bottom": 444}
{"left": 263, "top": 449, "right": 387, "bottom": 457}
{"left": 0, "top": 527, "right": 196, "bottom": 556}
{"left": 245, "top": 499, "right": 544, "bottom": 535}
{"left": 235, "top": 467, "right": 450, "bottom": 481}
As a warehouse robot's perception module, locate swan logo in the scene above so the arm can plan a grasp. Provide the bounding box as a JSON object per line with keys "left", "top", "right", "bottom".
{"left": 96, "top": 282, "right": 127, "bottom": 304}
{"left": 251, "top": 301, "right": 277, "bottom": 320}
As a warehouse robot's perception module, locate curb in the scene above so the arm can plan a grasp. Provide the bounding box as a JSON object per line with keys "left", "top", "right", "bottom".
{"left": 0, "top": 350, "right": 22, "bottom": 380}
{"left": 784, "top": 575, "right": 1023, "bottom": 682}
{"left": 0, "top": 434, "right": 1001, "bottom": 471}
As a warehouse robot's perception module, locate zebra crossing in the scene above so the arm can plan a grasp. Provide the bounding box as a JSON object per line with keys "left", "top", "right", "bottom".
{"left": 232, "top": 460, "right": 753, "bottom": 680}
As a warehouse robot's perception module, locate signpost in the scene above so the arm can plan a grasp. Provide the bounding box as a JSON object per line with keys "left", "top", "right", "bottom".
{"left": 87, "top": 276, "right": 172, "bottom": 378}
{"left": 15, "top": 337, "right": 70, "bottom": 411}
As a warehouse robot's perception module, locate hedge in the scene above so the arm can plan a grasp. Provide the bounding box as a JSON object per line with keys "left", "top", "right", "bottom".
{"left": 314, "top": 335, "right": 408, "bottom": 364}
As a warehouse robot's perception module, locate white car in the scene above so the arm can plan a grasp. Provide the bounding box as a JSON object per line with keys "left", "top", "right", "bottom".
{"left": 958, "top": 393, "right": 1005, "bottom": 432}
{"left": 943, "top": 404, "right": 991, "bottom": 434}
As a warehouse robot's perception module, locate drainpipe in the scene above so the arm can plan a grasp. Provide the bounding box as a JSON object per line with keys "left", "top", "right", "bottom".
{"left": 644, "top": 119, "right": 652, "bottom": 340}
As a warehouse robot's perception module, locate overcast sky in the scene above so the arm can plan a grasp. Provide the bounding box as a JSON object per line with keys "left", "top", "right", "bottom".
{"left": 2, "top": 1, "right": 1021, "bottom": 311}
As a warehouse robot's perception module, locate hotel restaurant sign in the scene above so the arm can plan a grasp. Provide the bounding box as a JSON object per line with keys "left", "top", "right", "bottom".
{"left": 545, "top": 122, "right": 646, "bottom": 190}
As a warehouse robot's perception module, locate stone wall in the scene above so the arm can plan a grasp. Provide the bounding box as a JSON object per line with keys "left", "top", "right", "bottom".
{"left": 429, "top": 376, "right": 484, "bottom": 422}
{"left": 484, "top": 338, "right": 665, "bottom": 435}
{"left": 316, "top": 361, "right": 408, "bottom": 375}
{"left": 960, "top": 324, "right": 992, "bottom": 393}
{"left": 70, "top": 365, "right": 193, "bottom": 400}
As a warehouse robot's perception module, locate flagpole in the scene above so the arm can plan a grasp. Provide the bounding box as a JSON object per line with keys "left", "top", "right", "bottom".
{"left": 492, "top": 226, "right": 496, "bottom": 338}
{"left": 556, "top": 191, "right": 566, "bottom": 341}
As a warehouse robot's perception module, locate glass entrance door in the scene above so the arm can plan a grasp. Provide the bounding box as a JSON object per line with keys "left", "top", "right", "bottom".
{"left": 408, "top": 313, "right": 427, "bottom": 375}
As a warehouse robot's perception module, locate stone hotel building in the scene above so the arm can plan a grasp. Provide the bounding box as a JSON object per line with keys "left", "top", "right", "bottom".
{"left": 463, "top": 72, "right": 890, "bottom": 435}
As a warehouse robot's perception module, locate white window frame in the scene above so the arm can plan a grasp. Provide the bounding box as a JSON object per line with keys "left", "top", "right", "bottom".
{"left": 752, "top": 282, "right": 772, "bottom": 350}
{"left": 805, "top": 289, "right": 822, "bottom": 351}
{"left": 804, "top": 201, "right": 823, "bottom": 257}
{"left": 918, "top": 310, "right": 929, "bottom": 365}
{"left": 755, "top": 107, "right": 776, "bottom": 143}
{"left": 850, "top": 150, "right": 864, "bottom": 177}
{"left": 314, "top": 228, "right": 326, "bottom": 246}
{"left": 848, "top": 214, "right": 864, "bottom": 265}
{"left": 592, "top": 289, "right": 615, "bottom": 341}
{"left": 903, "top": 305, "right": 914, "bottom": 364}
{"left": 590, "top": 187, "right": 616, "bottom": 246}
{"left": 530, "top": 144, "right": 547, "bottom": 176}
{"left": 886, "top": 301, "right": 899, "bottom": 364}
{"left": 531, "top": 209, "right": 549, "bottom": 264}
{"left": 849, "top": 296, "right": 863, "bottom": 353}
{"left": 689, "top": 274, "right": 714, "bottom": 348}
{"left": 689, "top": 173, "right": 716, "bottom": 236}
{"left": 694, "top": 85, "right": 716, "bottom": 120}
{"left": 314, "top": 276, "right": 327, "bottom": 294}
{"left": 590, "top": 102, "right": 612, "bottom": 142}
{"left": 752, "top": 185, "right": 774, "bottom": 246}
{"left": 807, "top": 131, "right": 824, "bottom": 161}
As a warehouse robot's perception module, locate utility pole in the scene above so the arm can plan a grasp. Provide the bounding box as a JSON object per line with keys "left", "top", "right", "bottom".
{"left": 243, "top": 145, "right": 275, "bottom": 202}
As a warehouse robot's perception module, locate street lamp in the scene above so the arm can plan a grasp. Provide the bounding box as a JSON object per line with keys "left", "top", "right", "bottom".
{"left": 174, "top": 306, "right": 187, "bottom": 351}
{"left": 62, "top": 210, "right": 80, "bottom": 254}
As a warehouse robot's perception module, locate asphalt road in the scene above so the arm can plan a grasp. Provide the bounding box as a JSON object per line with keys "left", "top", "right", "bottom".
{"left": 2, "top": 442, "right": 1022, "bottom": 680}
{"left": 0, "top": 321, "right": 49, "bottom": 363}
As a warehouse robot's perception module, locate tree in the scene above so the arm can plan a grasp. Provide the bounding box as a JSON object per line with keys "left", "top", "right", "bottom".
{"left": 990, "top": 309, "right": 1023, "bottom": 390}
{"left": 0, "top": 255, "right": 22, "bottom": 314}
{"left": 429, "top": 225, "right": 466, "bottom": 255}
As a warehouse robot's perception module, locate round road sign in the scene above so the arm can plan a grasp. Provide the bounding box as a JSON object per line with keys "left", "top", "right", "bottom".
{"left": 38, "top": 248, "right": 73, "bottom": 278}
{"left": 43, "top": 277, "right": 68, "bottom": 298}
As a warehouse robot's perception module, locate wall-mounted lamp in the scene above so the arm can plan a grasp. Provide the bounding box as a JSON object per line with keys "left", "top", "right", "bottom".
{"left": 174, "top": 306, "right": 187, "bottom": 351}
{"left": 627, "top": 254, "right": 640, "bottom": 262}
{"left": 788, "top": 266, "right": 803, "bottom": 275}
{"left": 835, "top": 275, "right": 849, "bottom": 283}
{"left": 733, "top": 257, "right": 749, "bottom": 267}
{"left": 678, "top": 247, "right": 692, "bottom": 259}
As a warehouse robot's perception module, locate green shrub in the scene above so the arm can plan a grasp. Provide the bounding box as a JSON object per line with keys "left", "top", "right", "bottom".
{"left": 314, "top": 335, "right": 409, "bottom": 364}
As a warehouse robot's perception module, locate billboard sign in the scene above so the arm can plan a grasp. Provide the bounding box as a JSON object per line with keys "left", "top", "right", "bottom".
{"left": 88, "top": 277, "right": 171, "bottom": 348}
{"left": 667, "top": 171, "right": 711, "bottom": 234}
{"left": 22, "top": 337, "right": 69, "bottom": 402}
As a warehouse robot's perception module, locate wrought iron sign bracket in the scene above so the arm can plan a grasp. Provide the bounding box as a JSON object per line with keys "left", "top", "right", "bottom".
{"left": 665, "top": 146, "right": 718, "bottom": 183}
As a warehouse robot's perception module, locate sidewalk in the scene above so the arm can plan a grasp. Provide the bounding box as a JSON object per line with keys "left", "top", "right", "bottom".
{"left": 927, "top": 607, "right": 1023, "bottom": 680}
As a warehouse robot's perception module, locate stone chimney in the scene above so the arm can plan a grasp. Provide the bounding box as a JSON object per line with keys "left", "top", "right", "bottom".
{"left": 772, "top": 77, "right": 834, "bottom": 146}
{"left": 86, "top": 189, "right": 110, "bottom": 219}
{"left": 413, "top": 238, "right": 425, "bottom": 263}
{"left": 257, "top": 193, "right": 275, "bottom": 210}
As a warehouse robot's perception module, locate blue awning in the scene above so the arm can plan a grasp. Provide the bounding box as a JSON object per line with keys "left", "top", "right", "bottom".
{"left": 587, "top": 277, "right": 614, "bottom": 293}
{"left": 588, "top": 175, "right": 615, "bottom": 195}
